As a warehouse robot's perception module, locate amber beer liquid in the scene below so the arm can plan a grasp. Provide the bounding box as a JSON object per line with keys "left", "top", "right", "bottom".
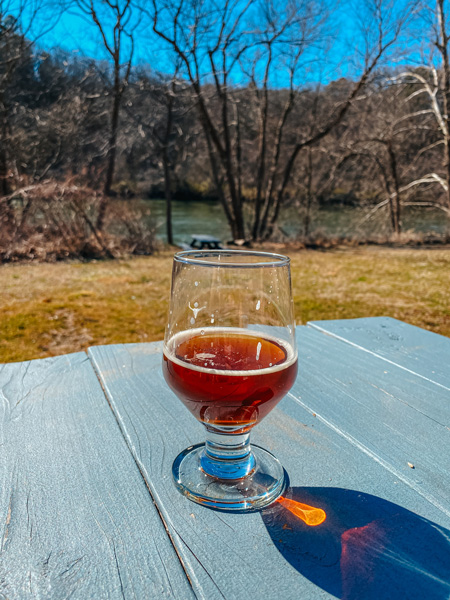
{"left": 163, "top": 328, "right": 298, "bottom": 433}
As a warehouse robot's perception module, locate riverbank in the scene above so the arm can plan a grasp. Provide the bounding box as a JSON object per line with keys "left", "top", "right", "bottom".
{"left": 146, "top": 198, "right": 450, "bottom": 245}
{"left": 2, "top": 186, "right": 449, "bottom": 264}
{"left": 1, "top": 246, "right": 449, "bottom": 364}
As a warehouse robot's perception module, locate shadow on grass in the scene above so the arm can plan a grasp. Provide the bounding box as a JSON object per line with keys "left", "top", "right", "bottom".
{"left": 262, "top": 487, "right": 450, "bottom": 600}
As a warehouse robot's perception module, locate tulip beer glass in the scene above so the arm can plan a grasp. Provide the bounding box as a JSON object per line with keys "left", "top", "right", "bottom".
{"left": 162, "top": 250, "right": 298, "bottom": 511}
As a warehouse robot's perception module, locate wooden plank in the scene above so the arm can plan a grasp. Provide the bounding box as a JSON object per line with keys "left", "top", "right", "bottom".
{"left": 265, "top": 396, "right": 450, "bottom": 600}
{"left": 0, "top": 353, "right": 194, "bottom": 600}
{"left": 89, "top": 340, "right": 450, "bottom": 600}
{"left": 290, "top": 325, "right": 450, "bottom": 515}
{"left": 308, "top": 317, "right": 450, "bottom": 390}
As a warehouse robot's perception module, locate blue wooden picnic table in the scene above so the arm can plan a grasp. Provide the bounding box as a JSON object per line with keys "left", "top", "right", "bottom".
{"left": 1, "top": 317, "right": 449, "bottom": 599}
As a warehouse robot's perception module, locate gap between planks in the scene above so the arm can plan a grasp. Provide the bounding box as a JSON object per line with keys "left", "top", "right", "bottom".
{"left": 307, "top": 322, "right": 450, "bottom": 393}
{"left": 85, "top": 348, "right": 196, "bottom": 594}
{"left": 287, "top": 390, "right": 450, "bottom": 521}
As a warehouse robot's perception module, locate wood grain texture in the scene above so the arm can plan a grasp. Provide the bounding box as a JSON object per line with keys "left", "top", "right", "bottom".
{"left": 291, "top": 325, "right": 450, "bottom": 516}
{"left": 0, "top": 352, "right": 194, "bottom": 599}
{"left": 89, "top": 337, "right": 450, "bottom": 600}
{"left": 308, "top": 317, "right": 450, "bottom": 390}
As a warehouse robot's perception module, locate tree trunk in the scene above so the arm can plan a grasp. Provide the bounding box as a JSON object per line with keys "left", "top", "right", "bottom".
{"left": 220, "top": 89, "right": 245, "bottom": 241}
{"left": 387, "top": 141, "right": 401, "bottom": 234}
{"left": 163, "top": 86, "right": 175, "bottom": 246}
{"left": 437, "top": 0, "right": 450, "bottom": 212}
{"left": 97, "top": 69, "right": 122, "bottom": 231}
{"left": 0, "top": 147, "right": 10, "bottom": 197}
{"left": 252, "top": 55, "right": 271, "bottom": 242}
{"left": 304, "top": 148, "right": 313, "bottom": 237}
{"left": 163, "top": 159, "right": 173, "bottom": 246}
{"left": 226, "top": 175, "right": 245, "bottom": 240}
{"left": 0, "top": 105, "right": 12, "bottom": 197}
{"left": 104, "top": 92, "right": 120, "bottom": 197}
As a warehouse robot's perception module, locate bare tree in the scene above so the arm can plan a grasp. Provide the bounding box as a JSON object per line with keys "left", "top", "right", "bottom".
{"left": 148, "top": 66, "right": 191, "bottom": 246}
{"left": 72, "top": 0, "right": 143, "bottom": 229}
{"left": 349, "top": 1, "right": 450, "bottom": 234}
{"left": 148, "top": 0, "right": 329, "bottom": 240}
{"left": 259, "top": 0, "right": 415, "bottom": 239}
{"left": 120, "top": 63, "right": 199, "bottom": 245}
{"left": 0, "top": 0, "right": 59, "bottom": 195}
{"left": 150, "top": 0, "right": 322, "bottom": 240}
{"left": 392, "top": 0, "right": 450, "bottom": 217}
{"left": 244, "top": 2, "right": 328, "bottom": 241}
{"left": 150, "top": 0, "right": 413, "bottom": 241}
{"left": 351, "top": 79, "right": 415, "bottom": 234}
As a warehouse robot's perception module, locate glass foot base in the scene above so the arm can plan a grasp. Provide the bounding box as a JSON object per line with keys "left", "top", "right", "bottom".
{"left": 172, "top": 443, "right": 286, "bottom": 511}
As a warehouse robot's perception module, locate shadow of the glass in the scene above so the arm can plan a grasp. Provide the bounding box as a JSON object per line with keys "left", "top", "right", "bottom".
{"left": 262, "top": 487, "right": 450, "bottom": 600}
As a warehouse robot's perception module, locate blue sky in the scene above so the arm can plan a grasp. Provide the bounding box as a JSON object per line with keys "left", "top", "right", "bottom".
{"left": 21, "top": 0, "right": 426, "bottom": 86}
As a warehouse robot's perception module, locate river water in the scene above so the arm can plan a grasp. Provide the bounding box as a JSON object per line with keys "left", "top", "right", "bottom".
{"left": 134, "top": 199, "right": 449, "bottom": 245}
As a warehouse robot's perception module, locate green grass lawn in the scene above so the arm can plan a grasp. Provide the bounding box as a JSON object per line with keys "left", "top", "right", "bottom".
{"left": 1, "top": 246, "right": 449, "bottom": 363}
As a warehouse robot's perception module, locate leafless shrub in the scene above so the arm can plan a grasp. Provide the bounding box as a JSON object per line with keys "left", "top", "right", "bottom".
{"left": 0, "top": 181, "right": 156, "bottom": 262}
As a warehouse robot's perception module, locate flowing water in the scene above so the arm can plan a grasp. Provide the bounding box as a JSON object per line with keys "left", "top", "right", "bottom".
{"left": 132, "top": 198, "right": 449, "bottom": 245}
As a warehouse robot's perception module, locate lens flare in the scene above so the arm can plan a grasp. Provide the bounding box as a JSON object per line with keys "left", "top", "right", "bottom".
{"left": 276, "top": 496, "right": 326, "bottom": 526}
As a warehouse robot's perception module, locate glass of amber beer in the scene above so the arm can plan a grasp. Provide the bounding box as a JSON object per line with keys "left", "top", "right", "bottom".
{"left": 162, "top": 250, "right": 298, "bottom": 511}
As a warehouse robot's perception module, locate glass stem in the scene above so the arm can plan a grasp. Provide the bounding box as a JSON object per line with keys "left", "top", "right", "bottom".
{"left": 200, "top": 429, "right": 256, "bottom": 480}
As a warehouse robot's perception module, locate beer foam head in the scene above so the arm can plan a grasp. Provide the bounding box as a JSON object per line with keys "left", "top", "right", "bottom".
{"left": 164, "top": 327, "right": 297, "bottom": 376}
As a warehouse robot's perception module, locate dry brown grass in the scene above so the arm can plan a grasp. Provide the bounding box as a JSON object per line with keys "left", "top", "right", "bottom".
{"left": 0, "top": 246, "right": 449, "bottom": 363}
{"left": 288, "top": 246, "right": 450, "bottom": 333}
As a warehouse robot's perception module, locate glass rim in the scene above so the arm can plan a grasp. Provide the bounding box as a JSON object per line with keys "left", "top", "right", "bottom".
{"left": 173, "top": 249, "right": 290, "bottom": 268}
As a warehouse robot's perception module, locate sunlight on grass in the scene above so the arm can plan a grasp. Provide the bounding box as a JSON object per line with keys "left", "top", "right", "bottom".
{"left": 0, "top": 247, "right": 449, "bottom": 363}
